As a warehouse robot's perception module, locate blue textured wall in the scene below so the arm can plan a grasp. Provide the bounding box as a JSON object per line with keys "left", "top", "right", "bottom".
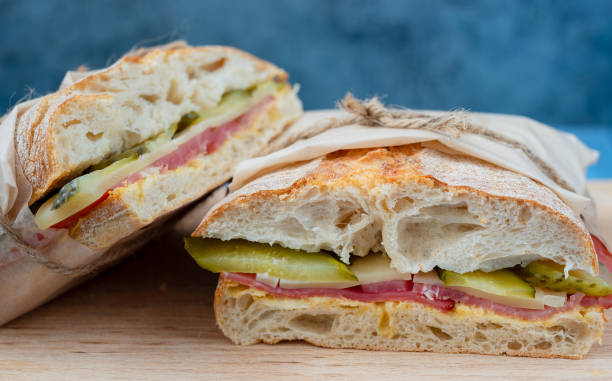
{"left": 2, "top": 0, "right": 611, "bottom": 126}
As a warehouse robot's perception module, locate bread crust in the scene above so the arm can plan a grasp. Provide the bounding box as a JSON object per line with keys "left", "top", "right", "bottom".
{"left": 214, "top": 277, "right": 605, "bottom": 358}
{"left": 15, "top": 45, "right": 287, "bottom": 203}
{"left": 196, "top": 146, "right": 596, "bottom": 272}
{"left": 66, "top": 91, "right": 301, "bottom": 250}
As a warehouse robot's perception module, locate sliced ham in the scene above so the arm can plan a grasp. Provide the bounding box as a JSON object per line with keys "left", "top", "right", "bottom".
{"left": 114, "top": 96, "right": 273, "bottom": 188}
{"left": 224, "top": 272, "right": 611, "bottom": 321}
{"left": 581, "top": 294, "right": 612, "bottom": 309}
{"left": 224, "top": 273, "right": 455, "bottom": 311}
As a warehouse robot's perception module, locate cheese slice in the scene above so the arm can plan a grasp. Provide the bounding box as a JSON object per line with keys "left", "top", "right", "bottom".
{"left": 255, "top": 273, "right": 279, "bottom": 288}
{"left": 350, "top": 253, "right": 412, "bottom": 284}
{"left": 278, "top": 278, "right": 359, "bottom": 289}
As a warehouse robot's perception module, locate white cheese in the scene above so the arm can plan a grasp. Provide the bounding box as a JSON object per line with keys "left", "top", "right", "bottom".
{"left": 255, "top": 273, "right": 279, "bottom": 288}
{"left": 534, "top": 288, "right": 567, "bottom": 308}
{"left": 350, "top": 253, "right": 412, "bottom": 284}
{"left": 278, "top": 278, "right": 359, "bottom": 289}
{"left": 413, "top": 271, "right": 445, "bottom": 286}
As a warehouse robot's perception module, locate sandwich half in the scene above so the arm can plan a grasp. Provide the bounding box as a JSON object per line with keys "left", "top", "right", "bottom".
{"left": 186, "top": 145, "right": 612, "bottom": 358}
{"left": 19, "top": 44, "right": 302, "bottom": 249}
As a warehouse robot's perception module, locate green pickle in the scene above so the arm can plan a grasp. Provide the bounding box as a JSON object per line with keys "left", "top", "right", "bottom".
{"left": 197, "top": 90, "right": 252, "bottom": 122}
{"left": 184, "top": 238, "right": 358, "bottom": 282}
{"left": 437, "top": 268, "right": 535, "bottom": 298}
{"left": 91, "top": 146, "right": 147, "bottom": 171}
{"left": 176, "top": 111, "right": 200, "bottom": 133}
{"left": 52, "top": 179, "right": 79, "bottom": 210}
{"left": 518, "top": 260, "right": 612, "bottom": 297}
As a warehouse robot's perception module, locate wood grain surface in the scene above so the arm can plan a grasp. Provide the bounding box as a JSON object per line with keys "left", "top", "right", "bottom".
{"left": 1, "top": 182, "right": 611, "bottom": 381}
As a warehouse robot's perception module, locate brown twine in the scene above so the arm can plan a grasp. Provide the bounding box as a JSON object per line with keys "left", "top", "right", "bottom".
{"left": 264, "top": 93, "right": 575, "bottom": 193}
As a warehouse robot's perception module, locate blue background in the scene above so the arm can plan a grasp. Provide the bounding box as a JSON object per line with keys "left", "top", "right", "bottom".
{"left": 1, "top": 0, "right": 611, "bottom": 177}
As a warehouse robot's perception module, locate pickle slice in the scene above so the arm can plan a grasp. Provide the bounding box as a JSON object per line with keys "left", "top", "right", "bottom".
{"left": 197, "top": 90, "right": 252, "bottom": 122}
{"left": 35, "top": 154, "right": 139, "bottom": 229}
{"left": 438, "top": 268, "right": 535, "bottom": 298}
{"left": 437, "top": 268, "right": 540, "bottom": 308}
{"left": 518, "top": 260, "right": 612, "bottom": 297}
{"left": 91, "top": 127, "right": 175, "bottom": 171}
{"left": 184, "top": 238, "right": 357, "bottom": 282}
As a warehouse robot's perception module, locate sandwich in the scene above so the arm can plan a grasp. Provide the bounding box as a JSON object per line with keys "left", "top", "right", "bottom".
{"left": 18, "top": 43, "right": 302, "bottom": 249}
{"left": 184, "top": 109, "right": 612, "bottom": 358}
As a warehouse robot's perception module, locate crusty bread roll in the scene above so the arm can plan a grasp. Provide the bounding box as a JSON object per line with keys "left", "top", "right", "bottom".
{"left": 215, "top": 277, "right": 605, "bottom": 359}
{"left": 15, "top": 44, "right": 302, "bottom": 250}
{"left": 17, "top": 45, "right": 292, "bottom": 204}
{"left": 192, "top": 144, "right": 607, "bottom": 358}
{"left": 196, "top": 145, "right": 596, "bottom": 275}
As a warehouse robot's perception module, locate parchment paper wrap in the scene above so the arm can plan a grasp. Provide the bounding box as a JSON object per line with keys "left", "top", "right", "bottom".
{"left": 229, "top": 108, "right": 601, "bottom": 235}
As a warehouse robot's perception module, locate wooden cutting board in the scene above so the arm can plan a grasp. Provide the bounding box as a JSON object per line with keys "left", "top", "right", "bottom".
{"left": 1, "top": 182, "right": 611, "bottom": 381}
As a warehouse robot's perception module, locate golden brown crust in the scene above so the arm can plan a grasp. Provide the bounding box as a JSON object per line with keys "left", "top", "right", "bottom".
{"left": 214, "top": 276, "right": 605, "bottom": 359}
{"left": 15, "top": 45, "right": 286, "bottom": 204}
{"left": 195, "top": 146, "right": 596, "bottom": 270}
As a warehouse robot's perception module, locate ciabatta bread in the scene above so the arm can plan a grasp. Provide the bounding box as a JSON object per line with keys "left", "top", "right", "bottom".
{"left": 15, "top": 44, "right": 288, "bottom": 203}
{"left": 215, "top": 277, "right": 605, "bottom": 359}
{"left": 196, "top": 145, "right": 596, "bottom": 275}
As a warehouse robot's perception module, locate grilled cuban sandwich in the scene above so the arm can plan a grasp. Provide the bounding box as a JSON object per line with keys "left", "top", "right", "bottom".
{"left": 185, "top": 136, "right": 612, "bottom": 358}
{"left": 20, "top": 44, "right": 302, "bottom": 249}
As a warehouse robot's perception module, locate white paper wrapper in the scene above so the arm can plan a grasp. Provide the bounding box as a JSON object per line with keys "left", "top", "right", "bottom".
{"left": 230, "top": 110, "right": 600, "bottom": 230}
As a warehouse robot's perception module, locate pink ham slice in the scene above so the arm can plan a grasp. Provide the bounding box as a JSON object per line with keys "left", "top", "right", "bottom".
{"left": 223, "top": 271, "right": 611, "bottom": 320}
{"left": 224, "top": 273, "right": 455, "bottom": 311}
{"left": 114, "top": 96, "right": 274, "bottom": 188}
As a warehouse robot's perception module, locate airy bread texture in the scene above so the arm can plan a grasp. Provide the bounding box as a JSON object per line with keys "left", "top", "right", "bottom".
{"left": 69, "top": 91, "right": 302, "bottom": 250}
{"left": 216, "top": 278, "right": 605, "bottom": 359}
{"left": 196, "top": 146, "right": 596, "bottom": 274}
{"left": 15, "top": 44, "right": 287, "bottom": 203}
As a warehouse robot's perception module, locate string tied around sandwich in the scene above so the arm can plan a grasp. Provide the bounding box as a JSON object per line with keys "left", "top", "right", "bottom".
{"left": 264, "top": 93, "right": 576, "bottom": 194}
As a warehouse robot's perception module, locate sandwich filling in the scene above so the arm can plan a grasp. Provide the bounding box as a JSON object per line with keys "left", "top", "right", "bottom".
{"left": 33, "top": 80, "right": 289, "bottom": 230}
{"left": 185, "top": 236, "right": 612, "bottom": 319}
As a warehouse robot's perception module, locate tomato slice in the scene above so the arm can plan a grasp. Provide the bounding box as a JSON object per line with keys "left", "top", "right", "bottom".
{"left": 50, "top": 191, "right": 110, "bottom": 230}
